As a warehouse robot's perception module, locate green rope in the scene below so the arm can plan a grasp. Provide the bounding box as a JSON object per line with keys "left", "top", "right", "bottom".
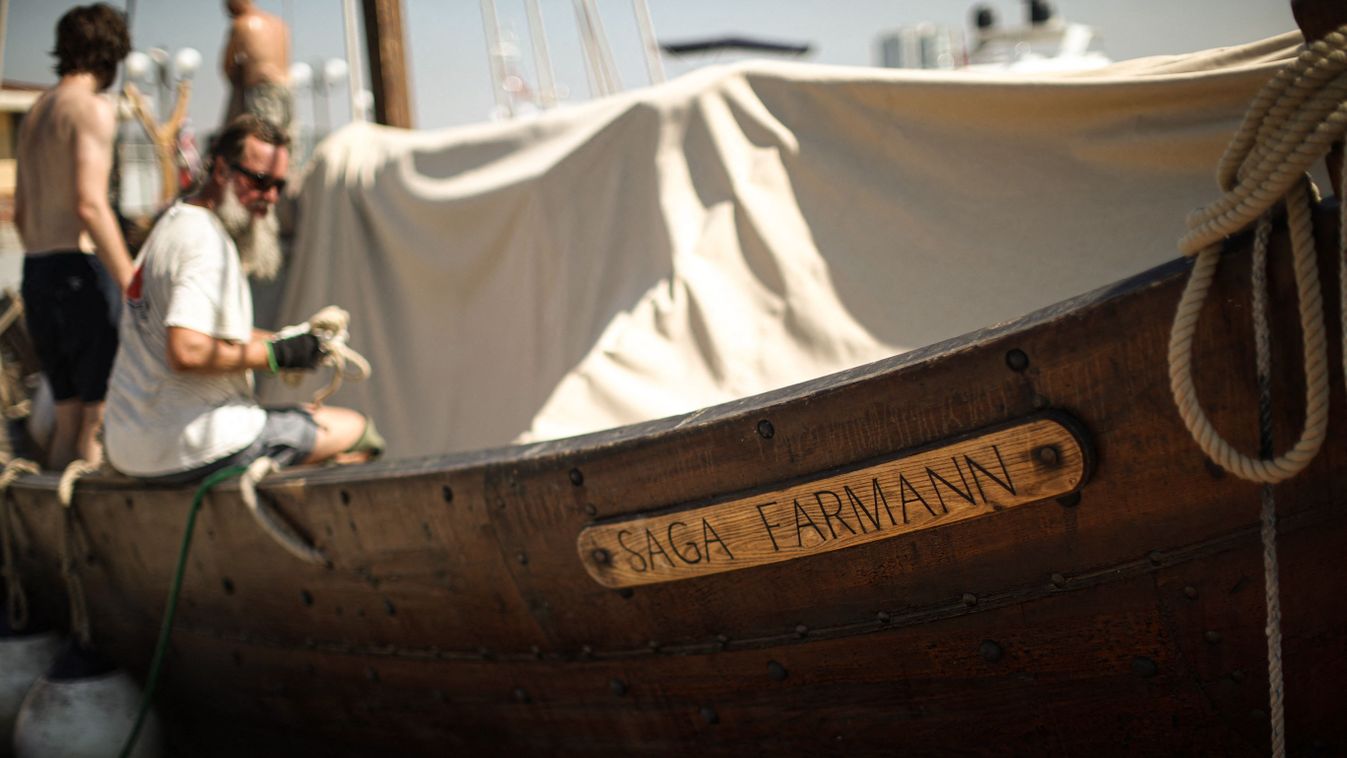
{"left": 118, "top": 465, "right": 246, "bottom": 758}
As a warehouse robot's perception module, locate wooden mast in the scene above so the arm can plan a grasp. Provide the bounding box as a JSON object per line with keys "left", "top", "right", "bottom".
{"left": 1291, "top": 0, "right": 1346, "bottom": 195}
{"left": 360, "top": 0, "right": 413, "bottom": 128}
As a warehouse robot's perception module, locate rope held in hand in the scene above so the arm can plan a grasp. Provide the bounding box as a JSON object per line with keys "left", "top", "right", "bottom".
{"left": 274, "top": 305, "right": 372, "bottom": 406}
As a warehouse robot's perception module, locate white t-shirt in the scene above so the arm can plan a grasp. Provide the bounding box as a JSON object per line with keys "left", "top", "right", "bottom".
{"left": 105, "top": 203, "right": 267, "bottom": 477}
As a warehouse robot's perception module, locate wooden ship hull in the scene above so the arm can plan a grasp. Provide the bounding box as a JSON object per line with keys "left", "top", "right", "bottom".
{"left": 4, "top": 200, "right": 1344, "bottom": 755}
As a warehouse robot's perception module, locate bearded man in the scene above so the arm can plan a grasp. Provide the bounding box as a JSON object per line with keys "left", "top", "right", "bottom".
{"left": 104, "top": 115, "right": 382, "bottom": 484}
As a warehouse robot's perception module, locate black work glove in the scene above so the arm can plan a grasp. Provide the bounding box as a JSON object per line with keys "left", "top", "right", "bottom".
{"left": 268, "top": 333, "right": 325, "bottom": 371}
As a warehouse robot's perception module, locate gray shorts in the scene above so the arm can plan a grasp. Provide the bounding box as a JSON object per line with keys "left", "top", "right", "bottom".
{"left": 141, "top": 407, "right": 317, "bottom": 487}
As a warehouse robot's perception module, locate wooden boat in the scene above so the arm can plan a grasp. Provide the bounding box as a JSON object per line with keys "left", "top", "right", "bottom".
{"left": 3, "top": 3, "right": 1346, "bottom": 756}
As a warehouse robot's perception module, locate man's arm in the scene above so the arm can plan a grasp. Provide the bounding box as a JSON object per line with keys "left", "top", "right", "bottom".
{"left": 73, "top": 97, "right": 134, "bottom": 291}
{"left": 167, "top": 327, "right": 322, "bottom": 375}
{"left": 223, "top": 23, "right": 240, "bottom": 82}
{"left": 167, "top": 326, "right": 269, "bottom": 374}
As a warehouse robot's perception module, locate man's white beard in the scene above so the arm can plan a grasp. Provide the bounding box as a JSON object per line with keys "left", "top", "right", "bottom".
{"left": 217, "top": 184, "right": 283, "bottom": 281}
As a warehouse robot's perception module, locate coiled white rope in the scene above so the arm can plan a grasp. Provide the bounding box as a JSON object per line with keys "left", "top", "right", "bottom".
{"left": 1170, "top": 30, "right": 1347, "bottom": 483}
{"left": 1169, "top": 29, "right": 1347, "bottom": 758}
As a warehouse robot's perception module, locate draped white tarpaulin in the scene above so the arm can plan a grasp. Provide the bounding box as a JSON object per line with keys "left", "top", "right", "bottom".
{"left": 264, "top": 33, "right": 1302, "bottom": 459}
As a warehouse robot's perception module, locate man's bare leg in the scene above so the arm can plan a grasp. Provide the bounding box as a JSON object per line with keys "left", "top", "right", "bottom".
{"left": 48, "top": 400, "right": 83, "bottom": 470}
{"left": 303, "top": 405, "right": 376, "bottom": 465}
{"left": 77, "top": 402, "right": 105, "bottom": 466}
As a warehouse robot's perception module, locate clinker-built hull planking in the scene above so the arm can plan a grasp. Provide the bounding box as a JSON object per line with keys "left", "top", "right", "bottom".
{"left": 7, "top": 205, "right": 1346, "bottom": 755}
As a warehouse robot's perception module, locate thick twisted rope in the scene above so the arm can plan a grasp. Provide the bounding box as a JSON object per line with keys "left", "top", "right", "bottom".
{"left": 0, "top": 458, "right": 40, "bottom": 630}
{"left": 238, "top": 456, "right": 328, "bottom": 565}
{"left": 1251, "top": 218, "right": 1287, "bottom": 758}
{"left": 1169, "top": 30, "right": 1347, "bottom": 483}
{"left": 57, "top": 459, "right": 101, "bottom": 646}
{"left": 1168, "top": 30, "right": 1347, "bottom": 758}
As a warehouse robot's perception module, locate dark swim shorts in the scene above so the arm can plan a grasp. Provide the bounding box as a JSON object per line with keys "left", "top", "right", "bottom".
{"left": 21, "top": 251, "right": 122, "bottom": 403}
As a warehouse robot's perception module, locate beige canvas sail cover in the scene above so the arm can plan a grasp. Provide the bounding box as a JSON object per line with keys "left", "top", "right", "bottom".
{"left": 266, "top": 33, "right": 1302, "bottom": 459}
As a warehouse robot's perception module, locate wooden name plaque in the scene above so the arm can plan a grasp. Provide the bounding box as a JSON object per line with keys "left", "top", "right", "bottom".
{"left": 577, "top": 414, "right": 1091, "bottom": 588}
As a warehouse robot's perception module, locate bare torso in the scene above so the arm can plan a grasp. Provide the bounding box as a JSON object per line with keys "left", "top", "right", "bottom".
{"left": 14, "top": 77, "right": 114, "bottom": 254}
{"left": 224, "top": 10, "right": 291, "bottom": 88}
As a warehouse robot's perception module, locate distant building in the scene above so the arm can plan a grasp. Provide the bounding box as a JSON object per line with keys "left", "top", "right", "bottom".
{"left": 876, "top": 25, "right": 964, "bottom": 70}
{"left": 876, "top": 2, "right": 1109, "bottom": 73}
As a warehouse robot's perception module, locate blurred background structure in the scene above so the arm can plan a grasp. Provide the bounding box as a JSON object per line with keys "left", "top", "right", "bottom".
{"left": 0, "top": 0, "right": 1297, "bottom": 282}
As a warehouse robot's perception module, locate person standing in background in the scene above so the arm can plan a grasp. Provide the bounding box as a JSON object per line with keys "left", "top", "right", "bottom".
{"left": 222, "top": 0, "right": 293, "bottom": 134}
{"left": 13, "top": 3, "right": 134, "bottom": 469}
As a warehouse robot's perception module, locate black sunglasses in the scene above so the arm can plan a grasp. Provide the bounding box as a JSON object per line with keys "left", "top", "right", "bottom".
{"left": 229, "top": 161, "right": 287, "bottom": 193}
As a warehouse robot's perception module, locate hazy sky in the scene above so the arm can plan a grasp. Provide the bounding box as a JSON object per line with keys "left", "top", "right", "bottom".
{"left": 3, "top": 0, "right": 1296, "bottom": 134}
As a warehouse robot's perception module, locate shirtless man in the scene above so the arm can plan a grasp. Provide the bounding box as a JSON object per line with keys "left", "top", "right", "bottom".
{"left": 14, "top": 4, "right": 134, "bottom": 469}
{"left": 222, "top": 0, "right": 293, "bottom": 133}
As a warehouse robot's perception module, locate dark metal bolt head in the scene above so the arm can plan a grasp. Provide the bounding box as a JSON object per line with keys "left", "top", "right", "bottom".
{"left": 979, "top": 640, "right": 1004, "bottom": 662}
{"left": 513, "top": 687, "right": 530, "bottom": 703}
{"left": 1035, "top": 445, "right": 1061, "bottom": 466}
{"left": 530, "top": 645, "right": 542, "bottom": 660}
{"left": 1051, "top": 573, "right": 1066, "bottom": 588}
{"left": 222, "top": 577, "right": 235, "bottom": 595}
{"left": 569, "top": 468, "right": 584, "bottom": 486}
{"left": 1006, "top": 349, "right": 1030, "bottom": 372}
{"left": 876, "top": 611, "right": 891, "bottom": 624}
{"left": 962, "top": 593, "right": 978, "bottom": 607}
{"left": 1057, "top": 492, "right": 1081, "bottom": 508}
{"left": 1132, "top": 656, "right": 1159, "bottom": 678}
{"left": 1204, "top": 630, "right": 1222, "bottom": 644}
{"left": 580, "top": 645, "right": 594, "bottom": 658}
{"left": 1231, "top": 669, "right": 1245, "bottom": 683}
{"left": 757, "top": 419, "right": 775, "bottom": 439}
{"left": 648, "top": 640, "right": 661, "bottom": 651}
{"left": 1183, "top": 586, "right": 1199, "bottom": 600}
{"left": 516, "top": 551, "right": 529, "bottom": 565}
{"left": 716, "top": 633, "right": 730, "bottom": 644}
{"left": 609, "top": 678, "right": 628, "bottom": 697}
{"left": 366, "top": 667, "right": 380, "bottom": 683}
{"left": 700, "top": 706, "right": 719, "bottom": 725}
{"left": 300, "top": 590, "right": 314, "bottom": 607}
{"left": 767, "top": 661, "right": 788, "bottom": 681}
{"left": 442, "top": 485, "right": 454, "bottom": 503}
{"left": 1148, "top": 551, "right": 1164, "bottom": 566}
{"left": 583, "top": 503, "right": 598, "bottom": 517}
{"left": 794, "top": 624, "right": 809, "bottom": 638}
{"left": 591, "top": 548, "right": 612, "bottom": 565}
{"left": 340, "top": 490, "right": 351, "bottom": 505}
